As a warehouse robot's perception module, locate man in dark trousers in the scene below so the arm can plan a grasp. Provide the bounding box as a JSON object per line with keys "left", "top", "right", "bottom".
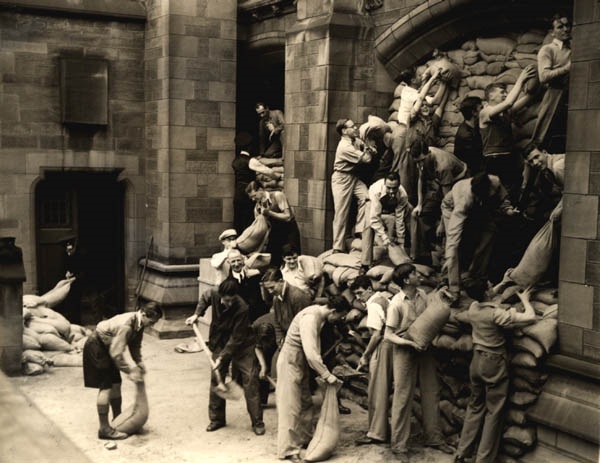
{"left": 227, "top": 249, "right": 268, "bottom": 322}
{"left": 83, "top": 302, "right": 162, "bottom": 440}
{"left": 186, "top": 278, "right": 265, "bottom": 436}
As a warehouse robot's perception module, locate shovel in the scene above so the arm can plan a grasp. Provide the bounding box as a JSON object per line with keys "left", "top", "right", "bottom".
{"left": 192, "top": 323, "right": 243, "bottom": 401}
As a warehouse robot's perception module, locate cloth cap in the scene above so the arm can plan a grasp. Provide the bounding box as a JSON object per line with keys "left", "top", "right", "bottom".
{"left": 218, "top": 229, "right": 238, "bottom": 241}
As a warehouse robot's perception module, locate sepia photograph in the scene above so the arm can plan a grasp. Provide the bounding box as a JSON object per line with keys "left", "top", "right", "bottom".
{"left": 0, "top": 0, "right": 598, "bottom": 462}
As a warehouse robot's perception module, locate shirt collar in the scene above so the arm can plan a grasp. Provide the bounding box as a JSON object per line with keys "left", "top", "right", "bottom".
{"left": 276, "top": 282, "right": 288, "bottom": 301}
{"left": 240, "top": 150, "right": 250, "bottom": 157}
{"left": 232, "top": 268, "right": 246, "bottom": 283}
{"left": 552, "top": 38, "right": 567, "bottom": 49}
{"left": 134, "top": 312, "right": 143, "bottom": 331}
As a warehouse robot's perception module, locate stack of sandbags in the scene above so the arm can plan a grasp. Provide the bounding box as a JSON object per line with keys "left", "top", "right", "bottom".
{"left": 22, "top": 296, "right": 90, "bottom": 375}
{"left": 385, "top": 27, "right": 549, "bottom": 154}
{"left": 255, "top": 157, "right": 284, "bottom": 191}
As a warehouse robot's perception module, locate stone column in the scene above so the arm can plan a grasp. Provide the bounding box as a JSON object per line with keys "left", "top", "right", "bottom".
{"left": 284, "top": 0, "right": 392, "bottom": 255}
{"left": 143, "top": 0, "right": 237, "bottom": 336}
{"left": 557, "top": 0, "right": 600, "bottom": 364}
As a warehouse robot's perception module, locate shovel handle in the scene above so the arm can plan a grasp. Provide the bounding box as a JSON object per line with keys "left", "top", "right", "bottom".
{"left": 192, "top": 323, "right": 226, "bottom": 386}
{"left": 266, "top": 375, "right": 277, "bottom": 389}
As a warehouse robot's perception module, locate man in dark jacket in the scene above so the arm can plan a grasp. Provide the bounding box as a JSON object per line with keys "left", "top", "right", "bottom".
{"left": 186, "top": 278, "right": 265, "bottom": 436}
{"left": 227, "top": 249, "right": 268, "bottom": 322}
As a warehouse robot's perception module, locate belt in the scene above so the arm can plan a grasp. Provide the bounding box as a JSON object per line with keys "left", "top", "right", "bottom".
{"left": 483, "top": 152, "right": 511, "bottom": 159}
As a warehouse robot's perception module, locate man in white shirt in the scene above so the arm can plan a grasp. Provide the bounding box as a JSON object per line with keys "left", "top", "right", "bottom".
{"left": 361, "top": 172, "right": 409, "bottom": 272}
{"left": 332, "top": 118, "right": 373, "bottom": 252}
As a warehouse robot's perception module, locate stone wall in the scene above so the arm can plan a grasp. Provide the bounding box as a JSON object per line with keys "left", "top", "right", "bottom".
{"left": 557, "top": 0, "right": 600, "bottom": 363}
{"left": 0, "top": 9, "right": 146, "bottom": 294}
{"left": 144, "top": 0, "right": 237, "bottom": 264}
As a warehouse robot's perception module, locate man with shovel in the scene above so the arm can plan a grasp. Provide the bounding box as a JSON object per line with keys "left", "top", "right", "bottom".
{"left": 186, "top": 278, "right": 265, "bottom": 436}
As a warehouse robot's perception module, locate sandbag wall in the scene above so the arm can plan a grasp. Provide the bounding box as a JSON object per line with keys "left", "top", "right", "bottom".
{"left": 387, "top": 28, "right": 553, "bottom": 153}
{"left": 316, "top": 247, "right": 558, "bottom": 461}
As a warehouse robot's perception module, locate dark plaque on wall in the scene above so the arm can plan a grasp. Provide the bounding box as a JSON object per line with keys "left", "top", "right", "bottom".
{"left": 60, "top": 58, "right": 108, "bottom": 125}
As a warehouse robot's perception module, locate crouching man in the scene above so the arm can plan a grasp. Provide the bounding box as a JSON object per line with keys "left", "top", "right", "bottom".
{"left": 186, "top": 278, "right": 265, "bottom": 436}
{"left": 83, "top": 302, "right": 162, "bottom": 440}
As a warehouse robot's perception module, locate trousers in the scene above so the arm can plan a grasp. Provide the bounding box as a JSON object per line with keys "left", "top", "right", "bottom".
{"left": 456, "top": 349, "right": 508, "bottom": 463}
{"left": 367, "top": 340, "right": 393, "bottom": 441}
{"left": 331, "top": 171, "right": 368, "bottom": 252}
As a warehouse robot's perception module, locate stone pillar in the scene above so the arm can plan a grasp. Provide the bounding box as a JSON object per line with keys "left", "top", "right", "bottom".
{"left": 0, "top": 237, "right": 26, "bottom": 374}
{"left": 143, "top": 0, "right": 237, "bottom": 336}
{"left": 285, "top": 0, "right": 392, "bottom": 255}
{"left": 557, "top": 0, "right": 600, "bottom": 364}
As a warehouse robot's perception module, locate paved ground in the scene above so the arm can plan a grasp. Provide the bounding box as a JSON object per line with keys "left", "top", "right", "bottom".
{"left": 8, "top": 334, "right": 455, "bottom": 463}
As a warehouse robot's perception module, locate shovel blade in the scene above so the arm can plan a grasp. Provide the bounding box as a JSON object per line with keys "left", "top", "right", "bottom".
{"left": 212, "top": 378, "right": 244, "bottom": 401}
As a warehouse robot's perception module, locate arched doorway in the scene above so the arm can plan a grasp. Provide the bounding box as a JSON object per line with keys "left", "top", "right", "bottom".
{"left": 35, "top": 169, "right": 125, "bottom": 324}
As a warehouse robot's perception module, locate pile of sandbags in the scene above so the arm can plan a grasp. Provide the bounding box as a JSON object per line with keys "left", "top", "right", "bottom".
{"left": 255, "top": 157, "right": 284, "bottom": 191}
{"left": 387, "top": 27, "right": 551, "bottom": 154}
{"left": 22, "top": 292, "right": 90, "bottom": 375}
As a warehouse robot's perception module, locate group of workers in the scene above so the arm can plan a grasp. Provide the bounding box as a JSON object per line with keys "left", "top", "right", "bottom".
{"left": 80, "top": 12, "right": 571, "bottom": 463}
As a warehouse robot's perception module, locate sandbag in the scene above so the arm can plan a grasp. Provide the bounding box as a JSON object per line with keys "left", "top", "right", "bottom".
{"left": 463, "top": 50, "right": 480, "bottom": 65}
{"left": 522, "top": 318, "right": 557, "bottom": 354}
{"left": 543, "top": 304, "right": 558, "bottom": 319}
{"left": 357, "top": 315, "right": 369, "bottom": 331}
{"left": 512, "top": 376, "right": 541, "bottom": 395}
{"left": 22, "top": 349, "right": 52, "bottom": 366}
{"left": 516, "top": 43, "right": 540, "bottom": 54}
{"left": 502, "top": 442, "right": 526, "bottom": 457}
{"left": 447, "top": 49, "right": 466, "bottom": 66}
{"left": 359, "top": 115, "right": 392, "bottom": 141}
{"left": 468, "top": 61, "right": 487, "bottom": 76}
{"left": 461, "top": 40, "right": 477, "bottom": 51}
{"left": 245, "top": 252, "right": 272, "bottom": 271}
{"left": 40, "top": 278, "right": 74, "bottom": 308}
{"left": 51, "top": 352, "right": 83, "bottom": 367}
{"left": 476, "top": 37, "right": 516, "bottom": 55}
{"left": 506, "top": 408, "right": 527, "bottom": 425}
{"left": 388, "top": 244, "right": 411, "bottom": 266}
{"left": 23, "top": 334, "right": 41, "bottom": 350}
{"left": 406, "top": 290, "right": 451, "bottom": 349}
{"left": 531, "top": 288, "right": 558, "bottom": 305}
{"left": 38, "top": 333, "right": 73, "bottom": 351}
{"left": 513, "top": 367, "right": 548, "bottom": 386}
{"left": 425, "top": 55, "right": 461, "bottom": 86}
{"left": 510, "top": 391, "right": 538, "bottom": 408}
{"left": 480, "top": 52, "right": 510, "bottom": 63}
{"left": 486, "top": 62, "right": 505, "bottom": 76}
{"left": 503, "top": 425, "right": 536, "bottom": 448}
{"left": 28, "top": 318, "right": 61, "bottom": 337}
{"left": 518, "top": 31, "right": 545, "bottom": 45}
{"left": 305, "top": 384, "right": 339, "bottom": 462}
{"left": 236, "top": 214, "right": 270, "bottom": 254}
{"left": 30, "top": 313, "right": 71, "bottom": 340}
{"left": 512, "top": 336, "right": 545, "bottom": 358}
{"left": 23, "top": 294, "right": 45, "bottom": 308}
{"left": 23, "top": 362, "right": 45, "bottom": 376}
{"left": 332, "top": 267, "right": 358, "bottom": 287}
{"left": 112, "top": 381, "right": 149, "bottom": 434}
{"left": 365, "top": 264, "right": 393, "bottom": 280}
{"left": 23, "top": 326, "right": 40, "bottom": 339}
{"left": 22, "top": 307, "right": 33, "bottom": 321}
{"left": 511, "top": 352, "right": 537, "bottom": 368}
{"left": 323, "top": 252, "right": 361, "bottom": 269}
{"left": 466, "top": 76, "right": 494, "bottom": 90}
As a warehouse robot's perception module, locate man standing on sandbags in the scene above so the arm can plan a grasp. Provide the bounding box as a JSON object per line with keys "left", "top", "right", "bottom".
{"left": 83, "top": 302, "right": 162, "bottom": 440}
{"left": 255, "top": 102, "right": 285, "bottom": 158}
{"left": 186, "top": 279, "right": 265, "bottom": 436}
{"left": 276, "top": 295, "right": 350, "bottom": 462}
{"left": 360, "top": 172, "right": 409, "bottom": 274}
{"left": 479, "top": 65, "right": 537, "bottom": 198}
{"left": 350, "top": 276, "right": 392, "bottom": 446}
{"left": 384, "top": 263, "right": 454, "bottom": 462}
{"left": 454, "top": 282, "right": 536, "bottom": 463}
{"left": 440, "top": 173, "right": 520, "bottom": 302}
{"left": 331, "top": 118, "right": 373, "bottom": 253}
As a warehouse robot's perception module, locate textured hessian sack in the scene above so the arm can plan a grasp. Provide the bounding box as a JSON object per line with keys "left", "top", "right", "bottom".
{"left": 323, "top": 252, "right": 361, "bottom": 269}
{"left": 38, "top": 333, "right": 73, "bottom": 351}
{"left": 512, "top": 336, "right": 545, "bottom": 359}
{"left": 28, "top": 318, "right": 61, "bottom": 337}
{"left": 531, "top": 288, "right": 558, "bottom": 305}
{"left": 405, "top": 290, "right": 451, "bottom": 349}
{"left": 236, "top": 214, "right": 270, "bottom": 254}
{"left": 40, "top": 278, "right": 73, "bottom": 308}
{"left": 510, "top": 391, "right": 538, "bottom": 408}
{"left": 305, "top": 383, "right": 340, "bottom": 462}
{"left": 23, "top": 294, "right": 45, "bottom": 308}
{"left": 522, "top": 318, "right": 557, "bottom": 354}
{"left": 388, "top": 244, "right": 411, "bottom": 266}
{"left": 475, "top": 37, "right": 516, "bottom": 55}
{"left": 23, "top": 362, "right": 45, "bottom": 376}
{"left": 113, "top": 381, "right": 149, "bottom": 434}
{"left": 506, "top": 408, "right": 527, "bottom": 425}
{"left": 22, "top": 349, "right": 51, "bottom": 366}
{"left": 23, "top": 334, "right": 41, "bottom": 350}
{"left": 511, "top": 352, "right": 537, "bottom": 368}
{"left": 50, "top": 352, "right": 83, "bottom": 367}
{"left": 503, "top": 425, "right": 537, "bottom": 448}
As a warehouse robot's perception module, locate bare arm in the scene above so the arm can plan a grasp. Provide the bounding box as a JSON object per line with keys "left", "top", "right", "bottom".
{"left": 362, "top": 328, "right": 383, "bottom": 360}
{"left": 481, "top": 66, "right": 536, "bottom": 121}
{"left": 411, "top": 69, "right": 440, "bottom": 120}
{"left": 384, "top": 325, "right": 418, "bottom": 347}
{"left": 512, "top": 288, "right": 536, "bottom": 326}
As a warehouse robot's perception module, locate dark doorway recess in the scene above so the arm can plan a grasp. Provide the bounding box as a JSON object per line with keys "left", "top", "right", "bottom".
{"left": 35, "top": 170, "right": 125, "bottom": 325}
{"left": 237, "top": 42, "right": 285, "bottom": 155}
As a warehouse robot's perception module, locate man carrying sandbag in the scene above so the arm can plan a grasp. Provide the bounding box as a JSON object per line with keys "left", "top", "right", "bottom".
{"left": 83, "top": 302, "right": 162, "bottom": 440}
{"left": 384, "top": 263, "right": 454, "bottom": 462}
{"left": 186, "top": 278, "right": 265, "bottom": 436}
{"left": 276, "top": 295, "right": 350, "bottom": 462}
{"left": 360, "top": 172, "right": 409, "bottom": 274}
{"left": 454, "top": 281, "right": 536, "bottom": 463}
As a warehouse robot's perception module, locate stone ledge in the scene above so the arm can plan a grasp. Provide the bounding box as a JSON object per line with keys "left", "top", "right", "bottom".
{"left": 0, "top": 0, "right": 146, "bottom": 20}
